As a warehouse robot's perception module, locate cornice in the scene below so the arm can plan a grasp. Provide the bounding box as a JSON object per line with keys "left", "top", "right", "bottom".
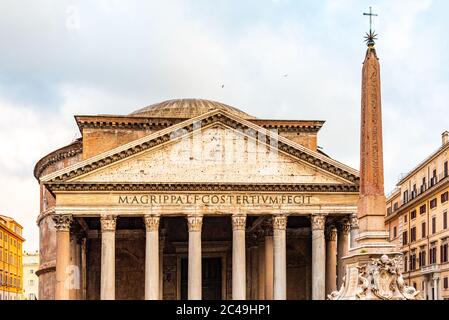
{"left": 75, "top": 115, "right": 325, "bottom": 133}
{"left": 34, "top": 139, "right": 83, "bottom": 180}
{"left": 397, "top": 142, "right": 449, "bottom": 186}
{"left": 43, "top": 110, "right": 359, "bottom": 184}
{"left": 45, "top": 182, "right": 359, "bottom": 193}
{"left": 35, "top": 261, "right": 56, "bottom": 277}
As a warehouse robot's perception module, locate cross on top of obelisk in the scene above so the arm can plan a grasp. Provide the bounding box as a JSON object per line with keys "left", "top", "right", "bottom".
{"left": 363, "top": 6, "right": 378, "bottom": 47}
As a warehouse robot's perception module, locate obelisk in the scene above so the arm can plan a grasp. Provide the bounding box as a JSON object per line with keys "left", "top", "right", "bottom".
{"left": 328, "top": 9, "right": 421, "bottom": 300}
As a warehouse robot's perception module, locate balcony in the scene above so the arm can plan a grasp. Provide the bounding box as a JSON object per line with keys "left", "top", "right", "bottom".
{"left": 421, "top": 264, "right": 440, "bottom": 275}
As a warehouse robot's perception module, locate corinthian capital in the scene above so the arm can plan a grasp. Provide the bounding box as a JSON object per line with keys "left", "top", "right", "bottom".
{"left": 187, "top": 215, "right": 203, "bottom": 232}
{"left": 100, "top": 214, "right": 117, "bottom": 232}
{"left": 350, "top": 213, "right": 359, "bottom": 229}
{"left": 52, "top": 214, "right": 73, "bottom": 232}
{"left": 310, "top": 214, "right": 325, "bottom": 231}
{"left": 326, "top": 226, "right": 337, "bottom": 241}
{"left": 144, "top": 215, "right": 160, "bottom": 232}
{"left": 337, "top": 218, "right": 351, "bottom": 234}
{"left": 232, "top": 215, "right": 246, "bottom": 230}
{"left": 273, "top": 215, "right": 288, "bottom": 230}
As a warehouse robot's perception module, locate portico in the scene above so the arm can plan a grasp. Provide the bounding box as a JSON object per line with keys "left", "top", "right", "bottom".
{"left": 50, "top": 193, "right": 357, "bottom": 300}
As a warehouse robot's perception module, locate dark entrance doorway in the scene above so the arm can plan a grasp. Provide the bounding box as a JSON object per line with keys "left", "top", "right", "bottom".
{"left": 180, "top": 257, "right": 222, "bottom": 300}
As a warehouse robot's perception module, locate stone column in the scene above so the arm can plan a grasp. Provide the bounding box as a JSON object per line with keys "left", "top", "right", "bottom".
{"left": 159, "top": 228, "right": 166, "bottom": 299}
{"left": 100, "top": 214, "right": 117, "bottom": 300}
{"left": 257, "top": 231, "right": 266, "bottom": 300}
{"left": 349, "top": 213, "right": 359, "bottom": 249}
{"left": 264, "top": 222, "right": 274, "bottom": 300}
{"left": 337, "top": 219, "right": 351, "bottom": 288}
{"left": 144, "top": 214, "right": 160, "bottom": 300}
{"left": 187, "top": 215, "right": 203, "bottom": 300}
{"left": 311, "top": 214, "right": 326, "bottom": 300}
{"left": 273, "top": 215, "right": 287, "bottom": 300}
{"left": 232, "top": 214, "right": 246, "bottom": 300}
{"left": 53, "top": 214, "right": 73, "bottom": 300}
{"left": 248, "top": 236, "right": 259, "bottom": 300}
{"left": 81, "top": 237, "right": 87, "bottom": 300}
{"left": 325, "top": 226, "right": 337, "bottom": 294}
{"left": 69, "top": 233, "right": 82, "bottom": 300}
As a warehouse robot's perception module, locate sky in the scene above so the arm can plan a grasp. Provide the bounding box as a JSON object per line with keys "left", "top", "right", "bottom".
{"left": 0, "top": 0, "right": 448, "bottom": 252}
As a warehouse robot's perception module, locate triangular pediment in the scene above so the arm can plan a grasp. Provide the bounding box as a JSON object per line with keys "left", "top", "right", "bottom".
{"left": 41, "top": 110, "right": 359, "bottom": 187}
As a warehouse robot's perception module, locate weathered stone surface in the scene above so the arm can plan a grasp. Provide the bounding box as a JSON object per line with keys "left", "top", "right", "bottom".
{"left": 76, "top": 124, "right": 346, "bottom": 185}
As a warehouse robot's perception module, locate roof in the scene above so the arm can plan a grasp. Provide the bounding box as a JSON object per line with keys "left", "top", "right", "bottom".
{"left": 129, "top": 98, "right": 257, "bottom": 119}
{"left": 397, "top": 138, "right": 449, "bottom": 186}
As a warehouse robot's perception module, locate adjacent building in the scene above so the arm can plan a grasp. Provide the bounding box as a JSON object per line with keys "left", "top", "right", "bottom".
{"left": 386, "top": 131, "right": 449, "bottom": 300}
{"left": 23, "top": 251, "right": 39, "bottom": 300}
{"left": 0, "top": 215, "right": 24, "bottom": 300}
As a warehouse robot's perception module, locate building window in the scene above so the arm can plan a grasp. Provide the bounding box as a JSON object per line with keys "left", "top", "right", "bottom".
{"left": 411, "top": 210, "right": 417, "bottom": 220}
{"left": 29, "top": 279, "right": 34, "bottom": 286}
{"left": 411, "top": 227, "right": 417, "bottom": 242}
{"left": 444, "top": 277, "right": 448, "bottom": 290}
{"left": 422, "top": 222, "right": 426, "bottom": 238}
{"left": 403, "top": 231, "right": 408, "bottom": 245}
{"left": 404, "top": 215, "right": 408, "bottom": 223}
{"left": 422, "top": 177, "right": 427, "bottom": 192}
{"left": 387, "top": 207, "right": 392, "bottom": 215}
{"left": 412, "top": 184, "right": 417, "bottom": 199}
{"left": 419, "top": 250, "right": 426, "bottom": 267}
{"left": 432, "top": 216, "right": 437, "bottom": 234}
{"left": 442, "top": 192, "right": 449, "bottom": 204}
{"left": 394, "top": 202, "right": 399, "bottom": 211}
{"left": 410, "top": 253, "right": 417, "bottom": 270}
{"left": 403, "top": 190, "right": 409, "bottom": 203}
{"left": 429, "top": 246, "right": 437, "bottom": 264}
{"left": 430, "top": 198, "right": 437, "bottom": 209}
{"left": 29, "top": 269, "right": 34, "bottom": 274}
{"left": 393, "top": 226, "right": 397, "bottom": 238}
{"left": 420, "top": 204, "right": 427, "bottom": 215}
{"left": 444, "top": 211, "right": 448, "bottom": 230}
{"left": 430, "top": 169, "right": 437, "bottom": 187}
{"left": 28, "top": 293, "right": 35, "bottom": 300}
{"left": 441, "top": 243, "right": 448, "bottom": 263}
{"left": 444, "top": 161, "right": 448, "bottom": 178}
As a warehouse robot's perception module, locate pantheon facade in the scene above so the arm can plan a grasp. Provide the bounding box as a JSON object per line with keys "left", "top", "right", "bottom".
{"left": 34, "top": 99, "right": 360, "bottom": 300}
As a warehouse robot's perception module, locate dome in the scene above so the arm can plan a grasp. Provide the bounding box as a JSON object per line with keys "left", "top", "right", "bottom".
{"left": 129, "top": 98, "right": 256, "bottom": 119}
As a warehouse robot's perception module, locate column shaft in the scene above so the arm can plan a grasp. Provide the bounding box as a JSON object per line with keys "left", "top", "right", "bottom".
{"left": 100, "top": 215, "right": 117, "bottom": 300}
{"left": 53, "top": 215, "right": 73, "bottom": 300}
{"left": 349, "top": 213, "right": 359, "bottom": 249}
{"left": 249, "top": 242, "right": 259, "bottom": 299}
{"left": 337, "top": 219, "right": 350, "bottom": 288}
{"left": 257, "top": 239, "right": 266, "bottom": 299}
{"left": 311, "top": 214, "right": 326, "bottom": 300}
{"left": 144, "top": 215, "right": 160, "bottom": 300}
{"left": 187, "top": 215, "right": 203, "bottom": 300}
{"left": 232, "top": 215, "right": 246, "bottom": 300}
{"left": 325, "top": 227, "right": 337, "bottom": 294}
{"left": 273, "top": 215, "right": 287, "bottom": 300}
{"left": 264, "top": 233, "right": 274, "bottom": 299}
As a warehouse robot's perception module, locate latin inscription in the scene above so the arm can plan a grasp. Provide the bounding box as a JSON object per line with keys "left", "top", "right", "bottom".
{"left": 117, "top": 194, "right": 314, "bottom": 206}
